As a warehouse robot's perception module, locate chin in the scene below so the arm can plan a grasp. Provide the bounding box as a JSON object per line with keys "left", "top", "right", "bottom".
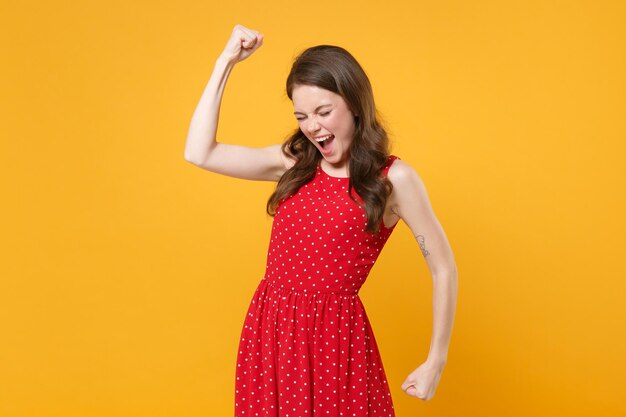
{"left": 327, "top": 153, "right": 345, "bottom": 165}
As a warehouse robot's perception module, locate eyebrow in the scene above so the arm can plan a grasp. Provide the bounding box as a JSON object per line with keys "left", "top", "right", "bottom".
{"left": 293, "top": 104, "right": 332, "bottom": 115}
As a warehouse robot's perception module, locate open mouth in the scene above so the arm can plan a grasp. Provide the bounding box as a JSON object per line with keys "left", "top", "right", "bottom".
{"left": 315, "top": 134, "right": 335, "bottom": 150}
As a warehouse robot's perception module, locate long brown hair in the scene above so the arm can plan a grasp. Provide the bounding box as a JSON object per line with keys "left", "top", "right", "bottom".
{"left": 266, "top": 45, "right": 393, "bottom": 234}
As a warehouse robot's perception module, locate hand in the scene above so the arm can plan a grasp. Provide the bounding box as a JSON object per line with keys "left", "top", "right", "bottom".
{"left": 400, "top": 360, "right": 445, "bottom": 401}
{"left": 220, "top": 24, "right": 264, "bottom": 65}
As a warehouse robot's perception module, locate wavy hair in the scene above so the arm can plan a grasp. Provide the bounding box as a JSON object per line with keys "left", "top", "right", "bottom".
{"left": 266, "top": 45, "right": 393, "bottom": 234}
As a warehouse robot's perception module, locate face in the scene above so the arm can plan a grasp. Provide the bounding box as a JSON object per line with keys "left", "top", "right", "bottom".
{"left": 292, "top": 84, "right": 357, "bottom": 168}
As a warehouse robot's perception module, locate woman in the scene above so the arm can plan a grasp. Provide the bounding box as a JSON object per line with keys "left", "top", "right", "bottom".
{"left": 184, "top": 24, "right": 458, "bottom": 415}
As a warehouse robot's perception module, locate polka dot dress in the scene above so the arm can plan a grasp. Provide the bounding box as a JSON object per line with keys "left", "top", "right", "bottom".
{"left": 235, "top": 155, "right": 401, "bottom": 416}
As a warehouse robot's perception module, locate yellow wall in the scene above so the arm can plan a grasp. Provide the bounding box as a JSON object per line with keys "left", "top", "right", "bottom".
{"left": 1, "top": 0, "right": 625, "bottom": 416}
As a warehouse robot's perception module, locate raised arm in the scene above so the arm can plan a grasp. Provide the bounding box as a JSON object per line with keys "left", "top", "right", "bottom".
{"left": 184, "top": 24, "right": 295, "bottom": 181}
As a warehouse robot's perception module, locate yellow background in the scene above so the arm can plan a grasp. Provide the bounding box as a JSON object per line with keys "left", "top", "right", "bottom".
{"left": 1, "top": 0, "right": 625, "bottom": 416}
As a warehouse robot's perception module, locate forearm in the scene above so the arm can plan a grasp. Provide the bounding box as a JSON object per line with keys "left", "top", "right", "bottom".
{"left": 426, "top": 269, "right": 458, "bottom": 366}
{"left": 184, "top": 55, "right": 235, "bottom": 164}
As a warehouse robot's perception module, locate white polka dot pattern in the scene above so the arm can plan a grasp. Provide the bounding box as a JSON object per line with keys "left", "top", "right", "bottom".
{"left": 235, "top": 155, "right": 400, "bottom": 416}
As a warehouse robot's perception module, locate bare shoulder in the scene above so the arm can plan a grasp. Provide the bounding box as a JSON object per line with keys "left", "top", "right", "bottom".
{"left": 386, "top": 158, "right": 430, "bottom": 209}
{"left": 387, "top": 158, "right": 425, "bottom": 189}
{"left": 274, "top": 143, "right": 297, "bottom": 171}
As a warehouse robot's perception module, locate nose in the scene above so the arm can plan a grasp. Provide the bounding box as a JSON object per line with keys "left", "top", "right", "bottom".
{"left": 307, "top": 116, "right": 319, "bottom": 133}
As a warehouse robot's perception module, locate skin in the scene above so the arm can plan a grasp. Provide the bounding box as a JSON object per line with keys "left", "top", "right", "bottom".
{"left": 292, "top": 84, "right": 356, "bottom": 177}
{"left": 387, "top": 159, "right": 458, "bottom": 400}
{"left": 184, "top": 23, "right": 458, "bottom": 402}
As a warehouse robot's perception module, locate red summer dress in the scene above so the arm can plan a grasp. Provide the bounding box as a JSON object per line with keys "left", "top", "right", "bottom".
{"left": 234, "top": 155, "right": 401, "bottom": 416}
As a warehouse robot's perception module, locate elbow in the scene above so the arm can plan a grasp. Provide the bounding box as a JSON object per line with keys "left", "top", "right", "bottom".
{"left": 183, "top": 147, "right": 194, "bottom": 163}
{"left": 433, "top": 264, "right": 458, "bottom": 280}
{"left": 184, "top": 153, "right": 197, "bottom": 165}
{"left": 448, "top": 265, "right": 458, "bottom": 280}
{"left": 448, "top": 263, "right": 458, "bottom": 277}
{"left": 432, "top": 268, "right": 458, "bottom": 296}
{"left": 184, "top": 150, "right": 204, "bottom": 166}
{"left": 184, "top": 142, "right": 217, "bottom": 166}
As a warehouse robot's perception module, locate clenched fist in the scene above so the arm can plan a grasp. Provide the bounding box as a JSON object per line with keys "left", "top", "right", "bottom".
{"left": 220, "top": 24, "right": 264, "bottom": 65}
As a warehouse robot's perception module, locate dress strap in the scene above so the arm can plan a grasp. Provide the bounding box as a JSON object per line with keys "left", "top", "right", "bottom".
{"left": 382, "top": 155, "right": 400, "bottom": 176}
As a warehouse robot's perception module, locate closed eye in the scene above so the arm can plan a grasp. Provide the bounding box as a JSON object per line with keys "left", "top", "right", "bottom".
{"left": 295, "top": 111, "right": 332, "bottom": 121}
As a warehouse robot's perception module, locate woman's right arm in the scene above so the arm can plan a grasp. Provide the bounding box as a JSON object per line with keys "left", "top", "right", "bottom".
{"left": 183, "top": 25, "right": 295, "bottom": 181}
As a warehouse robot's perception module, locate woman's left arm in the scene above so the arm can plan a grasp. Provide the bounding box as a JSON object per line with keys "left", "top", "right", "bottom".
{"left": 386, "top": 159, "right": 458, "bottom": 401}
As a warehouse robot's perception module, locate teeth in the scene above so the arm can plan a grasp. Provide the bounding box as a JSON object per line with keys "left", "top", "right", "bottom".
{"left": 315, "top": 135, "right": 333, "bottom": 142}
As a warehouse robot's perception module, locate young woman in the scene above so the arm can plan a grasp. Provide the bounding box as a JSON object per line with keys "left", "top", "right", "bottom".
{"left": 184, "top": 24, "right": 458, "bottom": 416}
